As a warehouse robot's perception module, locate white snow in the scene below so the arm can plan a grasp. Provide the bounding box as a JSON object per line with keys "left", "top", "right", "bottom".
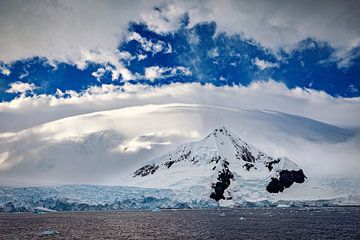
{"left": 128, "top": 127, "right": 304, "bottom": 206}
{"left": 127, "top": 127, "right": 360, "bottom": 207}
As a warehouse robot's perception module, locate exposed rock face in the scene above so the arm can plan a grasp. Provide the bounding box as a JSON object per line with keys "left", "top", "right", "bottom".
{"left": 131, "top": 126, "right": 307, "bottom": 203}
{"left": 133, "top": 164, "right": 159, "bottom": 177}
{"left": 266, "top": 170, "right": 307, "bottom": 193}
{"left": 210, "top": 160, "right": 234, "bottom": 201}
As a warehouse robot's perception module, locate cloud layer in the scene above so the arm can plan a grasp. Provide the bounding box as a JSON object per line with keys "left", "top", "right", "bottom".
{"left": 1, "top": 0, "right": 359, "bottom": 63}
{"left": 0, "top": 82, "right": 359, "bottom": 184}
{"left": 0, "top": 0, "right": 154, "bottom": 63}
{"left": 1, "top": 81, "right": 359, "bottom": 132}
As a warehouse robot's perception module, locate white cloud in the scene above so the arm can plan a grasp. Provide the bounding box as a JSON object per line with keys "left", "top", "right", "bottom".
{"left": 144, "top": 66, "right": 191, "bottom": 81}
{"left": 254, "top": 58, "right": 279, "bottom": 70}
{"left": 144, "top": 66, "right": 164, "bottom": 80}
{"left": 348, "top": 84, "right": 359, "bottom": 93}
{"left": 128, "top": 32, "right": 171, "bottom": 55}
{"left": 84, "top": 84, "right": 122, "bottom": 95}
{"left": 0, "top": 0, "right": 154, "bottom": 64}
{"left": 176, "top": 66, "right": 192, "bottom": 76}
{"left": 91, "top": 68, "right": 107, "bottom": 81}
{"left": 0, "top": 152, "right": 9, "bottom": 170}
{"left": 187, "top": 30, "right": 200, "bottom": 45}
{"left": 0, "top": 101, "right": 358, "bottom": 184}
{"left": 137, "top": 54, "right": 147, "bottom": 61}
{"left": 0, "top": 66, "right": 10, "bottom": 76}
{"left": 6, "top": 82, "right": 37, "bottom": 94}
{"left": 0, "top": 0, "right": 359, "bottom": 68}
{"left": 213, "top": 0, "right": 360, "bottom": 51}
{"left": 18, "top": 69, "right": 29, "bottom": 79}
{"left": 141, "top": 0, "right": 360, "bottom": 66}
{"left": 140, "top": 3, "right": 189, "bottom": 34}
{"left": 77, "top": 49, "right": 135, "bottom": 81}
{"left": 208, "top": 48, "right": 219, "bottom": 58}
{"left": 1, "top": 81, "right": 360, "bottom": 133}
{"left": 331, "top": 37, "right": 360, "bottom": 68}
{"left": 117, "top": 130, "right": 200, "bottom": 152}
{"left": 0, "top": 82, "right": 359, "bottom": 184}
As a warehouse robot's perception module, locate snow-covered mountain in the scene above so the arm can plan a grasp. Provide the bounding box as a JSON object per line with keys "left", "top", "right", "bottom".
{"left": 129, "top": 126, "right": 307, "bottom": 205}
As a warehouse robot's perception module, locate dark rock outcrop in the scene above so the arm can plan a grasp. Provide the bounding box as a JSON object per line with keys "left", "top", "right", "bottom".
{"left": 266, "top": 170, "right": 307, "bottom": 193}
{"left": 210, "top": 161, "right": 234, "bottom": 201}
{"left": 133, "top": 164, "right": 159, "bottom": 177}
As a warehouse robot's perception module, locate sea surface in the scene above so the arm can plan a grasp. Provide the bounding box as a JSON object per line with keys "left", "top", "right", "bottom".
{"left": 0, "top": 207, "right": 359, "bottom": 239}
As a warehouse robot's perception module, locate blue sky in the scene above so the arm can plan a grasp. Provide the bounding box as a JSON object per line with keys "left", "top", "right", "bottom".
{"left": 0, "top": 0, "right": 359, "bottom": 102}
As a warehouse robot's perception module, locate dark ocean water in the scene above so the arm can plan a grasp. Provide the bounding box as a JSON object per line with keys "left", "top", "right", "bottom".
{"left": 0, "top": 207, "right": 359, "bottom": 239}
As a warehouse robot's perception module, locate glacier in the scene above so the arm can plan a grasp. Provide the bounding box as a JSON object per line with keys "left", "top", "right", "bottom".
{"left": 0, "top": 180, "right": 359, "bottom": 212}
{"left": 0, "top": 185, "right": 218, "bottom": 212}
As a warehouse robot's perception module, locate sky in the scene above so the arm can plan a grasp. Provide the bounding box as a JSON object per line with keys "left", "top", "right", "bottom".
{"left": 0, "top": 0, "right": 359, "bottom": 185}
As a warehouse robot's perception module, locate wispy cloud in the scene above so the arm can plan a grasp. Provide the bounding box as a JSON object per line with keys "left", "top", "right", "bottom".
{"left": 1, "top": 81, "right": 359, "bottom": 132}
{"left": 144, "top": 66, "right": 191, "bottom": 81}
{"left": 0, "top": 65, "right": 10, "bottom": 76}
{"left": 254, "top": 58, "right": 279, "bottom": 70}
{"left": 6, "top": 82, "right": 37, "bottom": 94}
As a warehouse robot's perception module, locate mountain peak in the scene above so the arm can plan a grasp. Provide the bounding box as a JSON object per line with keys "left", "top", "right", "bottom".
{"left": 130, "top": 127, "right": 306, "bottom": 205}
{"left": 205, "top": 126, "right": 241, "bottom": 143}
{"left": 212, "top": 126, "right": 230, "bottom": 132}
{"left": 208, "top": 126, "right": 237, "bottom": 138}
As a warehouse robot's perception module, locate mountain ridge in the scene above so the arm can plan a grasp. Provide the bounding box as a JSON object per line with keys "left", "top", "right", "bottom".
{"left": 130, "top": 126, "right": 307, "bottom": 204}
